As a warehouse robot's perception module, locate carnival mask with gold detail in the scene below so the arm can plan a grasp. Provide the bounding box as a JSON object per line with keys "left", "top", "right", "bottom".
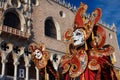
{"left": 64, "top": 2, "right": 101, "bottom": 47}
{"left": 72, "top": 29, "right": 85, "bottom": 46}
{"left": 88, "top": 25, "right": 115, "bottom": 71}
{"left": 28, "top": 42, "right": 49, "bottom": 69}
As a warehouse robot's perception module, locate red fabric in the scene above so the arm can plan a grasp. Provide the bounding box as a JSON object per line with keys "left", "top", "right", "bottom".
{"left": 84, "top": 68, "right": 96, "bottom": 80}
{"left": 96, "top": 66, "right": 101, "bottom": 80}
{"left": 64, "top": 56, "right": 118, "bottom": 80}
{"left": 65, "top": 73, "right": 69, "bottom": 80}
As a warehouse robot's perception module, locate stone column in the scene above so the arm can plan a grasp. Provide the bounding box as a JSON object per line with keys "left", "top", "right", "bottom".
{"left": 25, "top": 64, "right": 30, "bottom": 80}
{"left": 1, "top": 59, "right": 7, "bottom": 79}
{"left": 14, "top": 62, "right": 19, "bottom": 80}
{"left": 35, "top": 67, "right": 39, "bottom": 80}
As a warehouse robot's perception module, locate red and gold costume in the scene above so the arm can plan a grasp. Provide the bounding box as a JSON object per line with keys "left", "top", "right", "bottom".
{"left": 60, "top": 2, "right": 117, "bottom": 80}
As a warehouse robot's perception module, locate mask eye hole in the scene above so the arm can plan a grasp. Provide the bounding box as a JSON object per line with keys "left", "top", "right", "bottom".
{"left": 76, "top": 32, "right": 81, "bottom": 36}
{"left": 37, "top": 51, "right": 39, "bottom": 53}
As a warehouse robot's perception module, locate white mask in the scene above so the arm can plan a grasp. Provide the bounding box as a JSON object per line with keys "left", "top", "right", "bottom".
{"left": 72, "top": 29, "right": 85, "bottom": 46}
{"left": 33, "top": 49, "right": 42, "bottom": 59}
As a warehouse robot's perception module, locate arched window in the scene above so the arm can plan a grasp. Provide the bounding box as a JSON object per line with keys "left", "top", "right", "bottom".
{"left": 5, "top": 53, "right": 14, "bottom": 77}
{"left": 45, "top": 17, "right": 57, "bottom": 39}
{"left": 29, "top": 61, "right": 36, "bottom": 80}
{"left": 3, "top": 12, "right": 20, "bottom": 30}
{"left": 18, "top": 56, "right": 25, "bottom": 79}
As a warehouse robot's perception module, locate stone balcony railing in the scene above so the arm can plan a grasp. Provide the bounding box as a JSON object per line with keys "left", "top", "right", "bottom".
{"left": 0, "top": 25, "right": 30, "bottom": 39}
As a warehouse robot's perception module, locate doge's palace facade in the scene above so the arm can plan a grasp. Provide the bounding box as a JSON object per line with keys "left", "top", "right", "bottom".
{"left": 0, "top": 0, "right": 120, "bottom": 80}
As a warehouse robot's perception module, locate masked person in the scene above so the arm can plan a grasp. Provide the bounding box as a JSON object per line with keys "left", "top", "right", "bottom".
{"left": 59, "top": 2, "right": 117, "bottom": 80}
{"left": 28, "top": 42, "right": 59, "bottom": 80}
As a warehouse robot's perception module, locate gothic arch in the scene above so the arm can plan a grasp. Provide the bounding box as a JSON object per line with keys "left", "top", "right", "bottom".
{"left": 5, "top": 53, "right": 14, "bottom": 77}
{"left": 29, "top": 61, "right": 36, "bottom": 79}
{"left": 2, "top": 8, "right": 26, "bottom": 31}
{"left": 44, "top": 16, "right": 61, "bottom": 40}
{"left": 17, "top": 55, "right": 25, "bottom": 79}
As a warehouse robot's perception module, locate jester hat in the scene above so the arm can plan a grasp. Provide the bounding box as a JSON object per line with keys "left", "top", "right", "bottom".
{"left": 64, "top": 2, "right": 102, "bottom": 42}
